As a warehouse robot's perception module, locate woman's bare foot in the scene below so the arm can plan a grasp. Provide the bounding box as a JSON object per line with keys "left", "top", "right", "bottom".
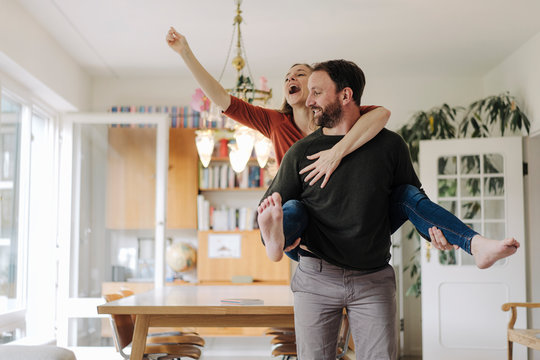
{"left": 471, "top": 236, "right": 520, "bottom": 269}
{"left": 257, "top": 192, "right": 285, "bottom": 262}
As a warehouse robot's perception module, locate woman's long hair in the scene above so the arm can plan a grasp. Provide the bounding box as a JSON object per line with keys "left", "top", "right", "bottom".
{"left": 278, "top": 63, "right": 313, "bottom": 115}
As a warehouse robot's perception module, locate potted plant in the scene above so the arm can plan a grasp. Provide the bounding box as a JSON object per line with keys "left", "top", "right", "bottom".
{"left": 460, "top": 91, "right": 530, "bottom": 138}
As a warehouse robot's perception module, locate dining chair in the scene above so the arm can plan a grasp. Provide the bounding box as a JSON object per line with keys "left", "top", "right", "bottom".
{"left": 117, "top": 288, "right": 200, "bottom": 337}
{"left": 270, "top": 311, "right": 351, "bottom": 359}
{"left": 502, "top": 302, "right": 540, "bottom": 360}
{"left": 104, "top": 292, "right": 204, "bottom": 359}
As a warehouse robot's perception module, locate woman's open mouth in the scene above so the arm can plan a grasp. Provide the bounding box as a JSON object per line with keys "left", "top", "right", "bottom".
{"left": 288, "top": 85, "right": 300, "bottom": 95}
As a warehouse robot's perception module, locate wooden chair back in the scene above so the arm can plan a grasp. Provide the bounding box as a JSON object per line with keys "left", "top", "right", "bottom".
{"left": 269, "top": 311, "right": 351, "bottom": 359}
{"left": 336, "top": 312, "right": 350, "bottom": 359}
{"left": 104, "top": 290, "right": 204, "bottom": 359}
{"left": 502, "top": 302, "right": 540, "bottom": 360}
{"left": 103, "top": 293, "right": 135, "bottom": 351}
{"left": 118, "top": 289, "right": 134, "bottom": 297}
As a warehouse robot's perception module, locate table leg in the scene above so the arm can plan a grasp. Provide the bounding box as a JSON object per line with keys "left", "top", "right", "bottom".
{"left": 130, "top": 315, "right": 150, "bottom": 360}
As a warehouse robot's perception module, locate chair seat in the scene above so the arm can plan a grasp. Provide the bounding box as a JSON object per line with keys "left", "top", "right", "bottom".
{"left": 144, "top": 344, "right": 201, "bottom": 359}
{"left": 508, "top": 328, "right": 540, "bottom": 350}
{"left": 147, "top": 330, "right": 199, "bottom": 337}
{"left": 265, "top": 327, "right": 295, "bottom": 336}
{"left": 272, "top": 343, "right": 297, "bottom": 357}
{"left": 145, "top": 335, "right": 205, "bottom": 347}
{"left": 270, "top": 333, "right": 296, "bottom": 345}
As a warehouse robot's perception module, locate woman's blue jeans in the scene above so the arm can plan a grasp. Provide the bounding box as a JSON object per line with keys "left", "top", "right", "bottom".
{"left": 282, "top": 184, "right": 477, "bottom": 261}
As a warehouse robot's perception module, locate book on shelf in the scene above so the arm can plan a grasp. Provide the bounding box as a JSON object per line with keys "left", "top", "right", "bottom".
{"left": 197, "top": 195, "right": 210, "bottom": 230}
{"left": 213, "top": 166, "right": 220, "bottom": 189}
{"left": 248, "top": 166, "right": 260, "bottom": 188}
{"left": 196, "top": 195, "right": 257, "bottom": 231}
{"left": 238, "top": 207, "right": 254, "bottom": 231}
{"left": 228, "top": 166, "right": 236, "bottom": 188}
{"left": 237, "top": 167, "right": 249, "bottom": 189}
{"left": 199, "top": 163, "right": 271, "bottom": 190}
{"left": 212, "top": 209, "right": 229, "bottom": 231}
{"left": 219, "top": 164, "right": 228, "bottom": 189}
{"left": 228, "top": 208, "right": 237, "bottom": 231}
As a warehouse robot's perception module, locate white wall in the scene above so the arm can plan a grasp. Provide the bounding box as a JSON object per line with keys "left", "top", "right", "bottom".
{"left": 363, "top": 76, "right": 483, "bottom": 130}
{"left": 484, "top": 29, "right": 540, "bottom": 360}
{"left": 0, "top": 0, "right": 90, "bottom": 111}
{"left": 484, "top": 31, "right": 540, "bottom": 136}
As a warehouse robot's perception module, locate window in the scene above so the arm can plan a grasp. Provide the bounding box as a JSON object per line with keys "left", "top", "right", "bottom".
{"left": 0, "top": 93, "right": 25, "bottom": 343}
{"left": 0, "top": 88, "right": 59, "bottom": 344}
{"left": 436, "top": 153, "right": 507, "bottom": 266}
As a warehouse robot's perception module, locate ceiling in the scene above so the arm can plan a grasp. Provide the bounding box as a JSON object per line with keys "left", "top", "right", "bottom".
{"left": 16, "top": 0, "right": 540, "bottom": 80}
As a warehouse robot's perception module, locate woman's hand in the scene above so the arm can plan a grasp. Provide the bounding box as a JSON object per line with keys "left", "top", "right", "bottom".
{"left": 166, "top": 27, "right": 190, "bottom": 56}
{"left": 166, "top": 26, "right": 231, "bottom": 110}
{"left": 299, "top": 148, "right": 343, "bottom": 188}
{"left": 284, "top": 238, "right": 301, "bottom": 252}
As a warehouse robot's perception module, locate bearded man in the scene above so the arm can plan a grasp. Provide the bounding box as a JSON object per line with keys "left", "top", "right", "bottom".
{"left": 258, "top": 59, "right": 421, "bottom": 360}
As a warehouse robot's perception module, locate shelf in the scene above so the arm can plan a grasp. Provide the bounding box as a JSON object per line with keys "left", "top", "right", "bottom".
{"left": 199, "top": 187, "right": 266, "bottom": 192}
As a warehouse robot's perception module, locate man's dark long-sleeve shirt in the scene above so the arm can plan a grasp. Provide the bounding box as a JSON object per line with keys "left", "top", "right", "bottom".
{"left": 263, "top": 128, "right": 422, "bottom": 270}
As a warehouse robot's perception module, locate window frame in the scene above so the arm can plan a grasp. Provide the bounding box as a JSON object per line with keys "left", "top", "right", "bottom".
{"left": 0, "top": 82, "right": 60, "bottom": 344}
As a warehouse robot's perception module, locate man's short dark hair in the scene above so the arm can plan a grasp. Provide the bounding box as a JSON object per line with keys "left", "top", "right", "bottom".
{"left": 312, "top": 60, "right": 365, "bottom": 106}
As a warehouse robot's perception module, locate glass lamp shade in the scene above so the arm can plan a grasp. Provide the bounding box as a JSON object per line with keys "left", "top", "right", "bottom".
{"left": 254, "top": 135, "right": 272, "bottom": 168}
{"left": 195, "top": 129, "right": 215, "bottom": 168}
{"left": 234, "top": 126, "right": 255, "bottom": 154}
{"left": 228, "top": 143, "right": 251, "bottom": 173}
{"left": 227, "top": 126, "right": 254, "bottom": 173}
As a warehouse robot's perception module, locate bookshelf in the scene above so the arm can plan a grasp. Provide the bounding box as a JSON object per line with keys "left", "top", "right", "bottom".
{"left": 197, "top": 155, "right": 270, "bottom": 232}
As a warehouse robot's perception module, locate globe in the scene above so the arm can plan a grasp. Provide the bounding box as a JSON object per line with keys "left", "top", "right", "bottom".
{"left": 166, "top": 242, "right": 197, "bottom": 273}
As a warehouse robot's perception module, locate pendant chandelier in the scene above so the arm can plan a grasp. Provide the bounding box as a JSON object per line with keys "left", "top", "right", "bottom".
{"left": 195, "top": 0, "right": 272, "bottom": 173}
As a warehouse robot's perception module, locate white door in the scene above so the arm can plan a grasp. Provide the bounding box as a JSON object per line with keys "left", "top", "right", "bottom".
{"left": 419, "top": 137, "right": 526, "bottom": 360}
{"left": 57, "top": 113, "right": 169, "bottom": 346}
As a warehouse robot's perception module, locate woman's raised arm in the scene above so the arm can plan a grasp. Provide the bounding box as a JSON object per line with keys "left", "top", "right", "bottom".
{"left": 166, "top": 27, "right": 231, "bottom": 110}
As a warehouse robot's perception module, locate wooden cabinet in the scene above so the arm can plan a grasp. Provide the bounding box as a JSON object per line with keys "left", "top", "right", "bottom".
{"left": 107, "top": 127, "right": 156, "bottom": 229}
{"left": 197, "top": 230, "right": 290, "bottom": 283}
{"left": 167, "top": 128, "right": 198, "bottom": 228}
{"left": 106, "top": 127, "right": 198, "bottom": 229}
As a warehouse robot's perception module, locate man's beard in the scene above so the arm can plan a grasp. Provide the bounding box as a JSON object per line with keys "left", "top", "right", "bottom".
{"left": 313, "top": 98, "right": 342, "bottom": 128}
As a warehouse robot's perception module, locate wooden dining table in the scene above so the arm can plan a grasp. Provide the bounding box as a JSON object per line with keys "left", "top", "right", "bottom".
{"left": 97, "top": 285, "right": 295, "bottom": 360}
